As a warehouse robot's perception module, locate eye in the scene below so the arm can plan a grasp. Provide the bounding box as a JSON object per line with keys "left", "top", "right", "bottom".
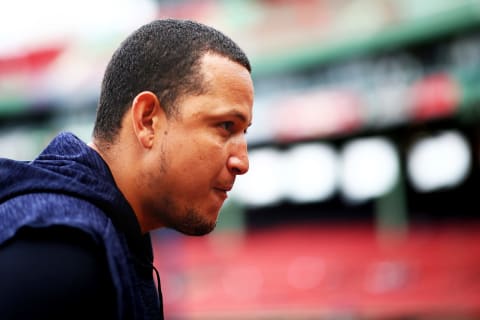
{"left": 220, "top": 121, "right": 235, "bottom": 132}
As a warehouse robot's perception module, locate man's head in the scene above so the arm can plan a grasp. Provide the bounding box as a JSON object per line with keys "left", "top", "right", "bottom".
{"left": 93, "top": 19, "right": 251, "bottom": 144}
{"left": 90, "top": 19, "right": 254, "bottom": 236}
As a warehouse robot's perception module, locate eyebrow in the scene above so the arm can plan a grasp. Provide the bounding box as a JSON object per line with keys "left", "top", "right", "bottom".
{"left": 228, "top": 110, "right": 252, "bottom": 127}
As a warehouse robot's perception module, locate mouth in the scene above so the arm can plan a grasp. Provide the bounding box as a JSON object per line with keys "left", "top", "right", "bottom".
{"left": 213, "top": 185, "right": 232, "bottom": 200}
{"left": 213, "top": 188, "right": 228, "bottom": 201}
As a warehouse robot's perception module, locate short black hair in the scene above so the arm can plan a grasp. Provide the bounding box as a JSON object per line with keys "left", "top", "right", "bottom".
{"left": 93, "top": 19, "right": 251, "bottom": 143}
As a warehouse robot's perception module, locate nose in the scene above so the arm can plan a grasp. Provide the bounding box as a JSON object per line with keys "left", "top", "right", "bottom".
{"left": 227, "top": 139, "right": 249, "bottom": 175}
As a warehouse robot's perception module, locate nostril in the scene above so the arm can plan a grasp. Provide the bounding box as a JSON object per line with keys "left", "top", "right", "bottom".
{"left": 228, "top": 156, "right": 248, "bottom": 175}
{"left": 231, "top": 167, "right": 242, "bottom": 175}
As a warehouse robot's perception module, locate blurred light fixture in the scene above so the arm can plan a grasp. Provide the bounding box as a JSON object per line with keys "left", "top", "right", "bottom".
{"left": 339, "top": 137, "right": 399, "bottom": 202}
{"left": 231, "top": 148, "right": 284, "bottom": 207}
{"left": 283, "top": 143, "right": 338, "bottom": 203}
{"left": 407, "top": 130, "right": 471, "bottom": 192}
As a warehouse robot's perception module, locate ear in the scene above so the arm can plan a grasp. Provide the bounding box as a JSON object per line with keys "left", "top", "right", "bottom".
{"left": 130, "top": 91, "right": 164, "bottom": 149}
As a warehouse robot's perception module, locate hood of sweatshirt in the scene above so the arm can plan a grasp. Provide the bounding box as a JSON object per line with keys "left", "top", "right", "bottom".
{"left": 0, "top": 132, "right": 151, "bottom": 260}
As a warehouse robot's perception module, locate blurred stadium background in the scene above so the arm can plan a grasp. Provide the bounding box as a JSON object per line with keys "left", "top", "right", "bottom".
{"left": 2, "top": 0, "right": 480, "bottom": 319}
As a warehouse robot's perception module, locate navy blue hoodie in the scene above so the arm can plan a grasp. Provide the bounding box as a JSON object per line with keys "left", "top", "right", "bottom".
{"left": 0, "top": 132, "right": 163, "bottom": 319}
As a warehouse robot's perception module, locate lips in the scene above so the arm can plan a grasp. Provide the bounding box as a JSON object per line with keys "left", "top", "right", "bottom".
{"left": 217, "top": 185, "right": 233, "bottom": 192}
{"left": 213, "top": 184, "right": 233, "bottom": 200}
{"left": 213, "top": 188, "right": 228, "bottom": 201}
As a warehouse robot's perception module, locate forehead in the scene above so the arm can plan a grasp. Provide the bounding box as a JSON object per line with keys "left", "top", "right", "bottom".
{"left": 201, "top": 53, "right": 253, "bottom": 96}
{"left": 180, "top": 53, "right": 254, "bottom": 122}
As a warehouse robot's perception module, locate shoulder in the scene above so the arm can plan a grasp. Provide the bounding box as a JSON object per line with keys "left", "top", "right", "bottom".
{"left": 0, "top": 193, "right": 111, "bottom": 243}
{"left": 0, "top": 226, "right": 117, "bottom": 319}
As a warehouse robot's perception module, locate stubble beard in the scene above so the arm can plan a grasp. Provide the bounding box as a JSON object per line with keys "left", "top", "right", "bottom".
{"left": 177, "top": 208, "right": 217, "bottom": 236}
{"left": 155, "top": 147, "right": 217, "bottom": 235}
{"left": 160, "top": 197, "right": 217, "bottom": 236}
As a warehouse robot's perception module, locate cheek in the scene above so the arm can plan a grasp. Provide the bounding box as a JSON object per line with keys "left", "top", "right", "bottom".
{"left": 182, "top": 143, "right": 226, "bottom": 182}
{"left": 169, "top": 134, "right": 228, "bottom": 180}
{"left": 189, "top": 135, "right": 224, "bottom": 162}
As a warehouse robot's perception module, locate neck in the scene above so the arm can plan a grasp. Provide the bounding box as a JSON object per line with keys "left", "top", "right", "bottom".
{"left": 88, "top": 138, "right": 149, "bottom": 234}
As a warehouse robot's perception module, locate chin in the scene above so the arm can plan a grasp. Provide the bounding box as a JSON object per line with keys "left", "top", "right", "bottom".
{"left": 174, "top": 208, "right": 217, "bottom": 236}
{"left": 179, "top": 222, "right": 216, "bottom": 236}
